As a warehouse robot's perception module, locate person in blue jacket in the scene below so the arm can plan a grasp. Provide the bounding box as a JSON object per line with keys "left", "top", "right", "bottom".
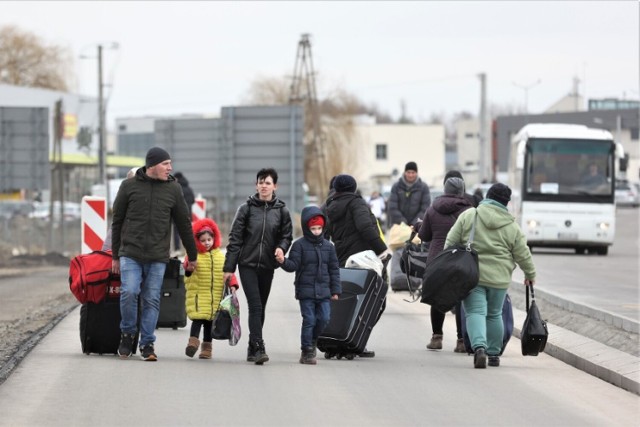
{"left": 276, "top": 206, "right": 341, "bottom": 365}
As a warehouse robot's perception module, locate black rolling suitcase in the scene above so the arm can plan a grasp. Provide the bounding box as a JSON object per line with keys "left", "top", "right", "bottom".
{"left": 317, "top": 267, "right": 388, "bottom": 360}
{"left": 156, "top": 258, "right": 187, "bottom": 329}
{"left": 79, "top": 292, "right": 138, "bottom": 355}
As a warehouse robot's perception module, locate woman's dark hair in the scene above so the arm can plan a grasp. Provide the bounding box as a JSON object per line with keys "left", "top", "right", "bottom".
{"left": 257, "top": 168, "right": 278, "bottom": 184}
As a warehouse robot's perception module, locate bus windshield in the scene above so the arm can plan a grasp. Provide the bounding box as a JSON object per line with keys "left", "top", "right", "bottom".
{"left": 524, "top": 138, "right": 614, "bottom": 197}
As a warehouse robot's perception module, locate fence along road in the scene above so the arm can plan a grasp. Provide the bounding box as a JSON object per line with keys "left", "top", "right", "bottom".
{"left": 0, "top": 266, "right": 638, "bottom": 426}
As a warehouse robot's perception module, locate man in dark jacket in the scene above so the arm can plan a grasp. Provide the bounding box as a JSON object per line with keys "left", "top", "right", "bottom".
{"left": 111, "top": 147, "right": 198, "bottom": 362}
{"left": 387, "top": 162, "right": 431, "bottom": 228}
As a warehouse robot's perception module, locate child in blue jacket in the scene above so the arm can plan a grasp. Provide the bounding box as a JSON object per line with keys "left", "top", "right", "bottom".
{"left": 276, "top": 206, "right": 341, "bottom": 365}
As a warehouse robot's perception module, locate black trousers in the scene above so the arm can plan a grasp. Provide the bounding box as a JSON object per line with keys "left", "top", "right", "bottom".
{"left": 238, "top": 266, "right": 274, "bottom": 343}
{"left": 430, "top": 302, "right": 462, "bottom": 339}
{"left": 190, "top": 319, "right": 213, "bottom": 342}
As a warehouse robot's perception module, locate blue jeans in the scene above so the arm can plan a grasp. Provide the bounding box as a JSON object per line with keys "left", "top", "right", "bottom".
{"left": 119, "top": 257, "right": 166, "bottom": 348}
{"left": 299, "top": 298, "right": 331, "bottom": 349}
{"left": 462, "top": 284, "right": 507, "bottom": 356}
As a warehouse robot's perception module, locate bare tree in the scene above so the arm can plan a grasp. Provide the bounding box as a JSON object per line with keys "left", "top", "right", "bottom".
{"left": 243, "top": 76, "right": 386, "bottom": 198}
{"left": 0, "top": 25, "right": 73, "bottom": 91}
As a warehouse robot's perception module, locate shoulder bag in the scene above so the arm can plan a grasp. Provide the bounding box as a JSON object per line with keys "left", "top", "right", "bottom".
{"left": 420, "top": 212, "right": 479, "bottom": 312}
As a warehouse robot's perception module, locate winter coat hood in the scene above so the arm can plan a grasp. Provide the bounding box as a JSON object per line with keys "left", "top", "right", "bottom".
{"left": 192, "top": 218, "right": 222, "bottom": 253}
{"left": 477, "top": 199, "right": 514, "bottom": 230}
{"left": 300, "top": 206, "right": 326, "bottom": 244}
{"left": 432, "top": 194, "right": 472, "bottom": 216}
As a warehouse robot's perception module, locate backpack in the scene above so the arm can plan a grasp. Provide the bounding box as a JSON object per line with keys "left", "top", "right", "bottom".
{"left": 69, "top": 250, "right": 120, "bottom": 304}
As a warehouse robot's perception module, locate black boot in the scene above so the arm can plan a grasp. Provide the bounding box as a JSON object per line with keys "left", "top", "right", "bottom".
{"left": 299, "top": 347, "right": 317, "bottom": 365}
{"left": 246, "top": 341, "right": 257, "bottom": 362}
{"left": 254, "top": 339, "right": 269, "bottom": 365}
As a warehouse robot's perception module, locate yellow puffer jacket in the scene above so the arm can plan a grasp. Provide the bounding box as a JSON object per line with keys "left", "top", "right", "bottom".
{"left": 185, "top": 248, "right": 226, "bottom": 320}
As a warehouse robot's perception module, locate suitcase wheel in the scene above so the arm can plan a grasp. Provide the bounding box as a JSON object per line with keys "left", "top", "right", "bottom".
{"left": 324, "top": 352, "right": 334, "bottom": 359}
{"left": 346, "top": 354, "right": 355, "bottom": 360}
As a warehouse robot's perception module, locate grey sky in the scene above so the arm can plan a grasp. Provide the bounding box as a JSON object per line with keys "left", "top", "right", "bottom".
{"left": 2, "top": 1, "right": 638, "bottom": 124}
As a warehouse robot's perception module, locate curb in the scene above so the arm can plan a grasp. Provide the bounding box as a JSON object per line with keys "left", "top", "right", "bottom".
{"left": 511, "top": 306, "right": 640, "bottom": 395}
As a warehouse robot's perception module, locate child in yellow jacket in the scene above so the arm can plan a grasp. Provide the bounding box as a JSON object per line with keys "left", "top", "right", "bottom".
{"left": 183, "top": 218, "right": 238, "bottom": 359}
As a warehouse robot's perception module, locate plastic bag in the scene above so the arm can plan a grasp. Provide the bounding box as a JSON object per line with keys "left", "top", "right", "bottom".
{"left": 345, "top": 250, "right": 384, "bottom": 277}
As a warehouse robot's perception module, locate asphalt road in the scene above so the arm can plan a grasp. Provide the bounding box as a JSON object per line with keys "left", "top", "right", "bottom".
{"left": 514, "top": 207, "right": 639, "bottom": 321}
{"left": 0, "top": 268, "right": 638, "bottom": 427}
{"left": 0, "top": 208, "right": 637, "bottom": 426}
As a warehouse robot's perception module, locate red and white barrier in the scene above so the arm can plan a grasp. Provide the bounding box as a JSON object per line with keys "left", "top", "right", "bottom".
{"left": 81, "top": 196, "right": 107, "bottom": 254}
{"left": 192, "top": 197, "right": 206, "bottom": 222}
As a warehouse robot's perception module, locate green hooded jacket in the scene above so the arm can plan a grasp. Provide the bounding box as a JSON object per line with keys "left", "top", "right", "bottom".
{"left": 445, "top": 199, "right": 535, "bottom": 289}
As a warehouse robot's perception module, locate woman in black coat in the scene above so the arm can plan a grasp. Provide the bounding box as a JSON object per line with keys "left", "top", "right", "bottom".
{"left": 223, "top": 168, "right": 293, "bottom": 365}
{"left": 417, "top": 177, "right": 472, "bottom": 353}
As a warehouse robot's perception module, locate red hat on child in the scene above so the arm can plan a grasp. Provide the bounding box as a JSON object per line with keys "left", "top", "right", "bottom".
{"left": 307, "top": 215, "right": 325, "bottom": 228}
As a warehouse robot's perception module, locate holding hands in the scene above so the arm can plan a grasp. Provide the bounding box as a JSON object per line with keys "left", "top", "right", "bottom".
{"left": 275, "top": 247, "right": 285, "bottom": 264}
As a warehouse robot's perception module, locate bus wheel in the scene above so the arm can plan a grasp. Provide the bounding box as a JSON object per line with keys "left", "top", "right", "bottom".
{"left": 596, "top": 246, "right": 608, "bottom": 256}
{"left": 575, "top": 247, "right": 586, "bottom": 255}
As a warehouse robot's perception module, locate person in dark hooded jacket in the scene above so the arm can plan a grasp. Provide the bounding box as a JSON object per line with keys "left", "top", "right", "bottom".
{"left": 417, "top": 177, "right": 472, "bottom": 353}
{"left": 173, "top": 172, "right": 196, "bottom": 251}
{"left": 325, "top": 174, "right": 388, "bottom": 266}
{"left": 277, "top": 206, "right": 341, "bottom": 365}
{"left": 223, "top": 168, "right": 293, "bottom": 365}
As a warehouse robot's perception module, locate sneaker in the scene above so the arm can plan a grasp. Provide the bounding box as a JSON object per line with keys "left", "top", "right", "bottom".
{"left": 141, "top": 343, "right": 157, "bottom": 362}
{"left": 426, "top": 334, "right": 443, "bottom": 350}
{"left": 454, "top": 338, "right": 467, "bottom": 353}
{"left": 474, "top": 347, "right": 487, "bottom": 369}
{"left": 488, "top": 355, "right": 500, "bottom": 367}
{"left": 118, "top": 333, "right": 134, "bottom": 359}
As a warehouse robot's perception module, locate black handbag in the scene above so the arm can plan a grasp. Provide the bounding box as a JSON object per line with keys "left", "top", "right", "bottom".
{"left": 420, "top": 212, "right": 479, "bottom": 312}
{"left": 211, "top": 284, "right": 232, "bottom": 341}
{"left": 521, "top": 285, "right": 549, "bottom": 356}
{"left": 400, "top": 231, "right": 430, "bottom": 280}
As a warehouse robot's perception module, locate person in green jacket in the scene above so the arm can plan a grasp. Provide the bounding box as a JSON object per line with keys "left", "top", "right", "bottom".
{"left": 445, "top": 183, "right": 536, "bottom": 369}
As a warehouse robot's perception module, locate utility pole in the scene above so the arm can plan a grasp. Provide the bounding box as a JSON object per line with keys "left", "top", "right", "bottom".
{"left": 290, "top": 34, "right": 326, "bottom": 197}
{"left": 98, "top": 45, "right": 106, "bottom": 186}
{"left": 512, "top": 79, "right": 541, "bottom": 113}
{"left": 478, "top": 73, "right": 488, "bottom": 183}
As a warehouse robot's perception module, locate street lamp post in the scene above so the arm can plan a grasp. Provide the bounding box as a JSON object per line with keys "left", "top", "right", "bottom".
{"left": 513, "top": 79, "right": 541, "bottom": 113}
{"left": 97, "top": 45, "right": 105, "bottom": 186}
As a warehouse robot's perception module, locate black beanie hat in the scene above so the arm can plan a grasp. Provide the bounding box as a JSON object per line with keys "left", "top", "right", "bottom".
{"left": 443, "top": 170, "right": 463, "bottom": 184}
{"left": 145, "top": 147, "right": 171, "bottom": 168}
{"left": 333, "top": 174, "right": 357, "bottom": 193}
{"left": 486, "top": 183, "right": 512, "bottom": 207}
{"left": 444, "top": 177, "right": 465, "bottom": 196}
{"left": 405, "top": 161, "right": 418, "bottom": 172}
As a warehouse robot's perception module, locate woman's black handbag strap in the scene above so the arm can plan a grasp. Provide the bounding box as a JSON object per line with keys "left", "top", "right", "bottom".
{"left": 526, "top": 284, "right": 536, "bottom": 310}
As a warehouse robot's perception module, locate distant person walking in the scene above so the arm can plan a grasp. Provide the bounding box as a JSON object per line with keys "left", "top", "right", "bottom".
{"left": 173, "top": 171, "right": 196, "bottom": 252}
{"left": 223, "top": 168, "right": 293, "bottom": 365}
{"left": 102, "top": 167, "right": 139, "bottom": 251}
{"left": 111, "top": 147, "right": 198, "bottom": 362}
{"left": 387, "top": 162, "right": 431, "bottom": 229}
{"left": 417, "top": 177, "right": 472, "bottom": 353}
{"left": 445, "top": 183, "right": 535, "bottom": 368}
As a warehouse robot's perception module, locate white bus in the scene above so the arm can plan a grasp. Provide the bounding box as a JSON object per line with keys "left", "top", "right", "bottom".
{"left": 508, "top": 123, "right": 625, "bottom": 255}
